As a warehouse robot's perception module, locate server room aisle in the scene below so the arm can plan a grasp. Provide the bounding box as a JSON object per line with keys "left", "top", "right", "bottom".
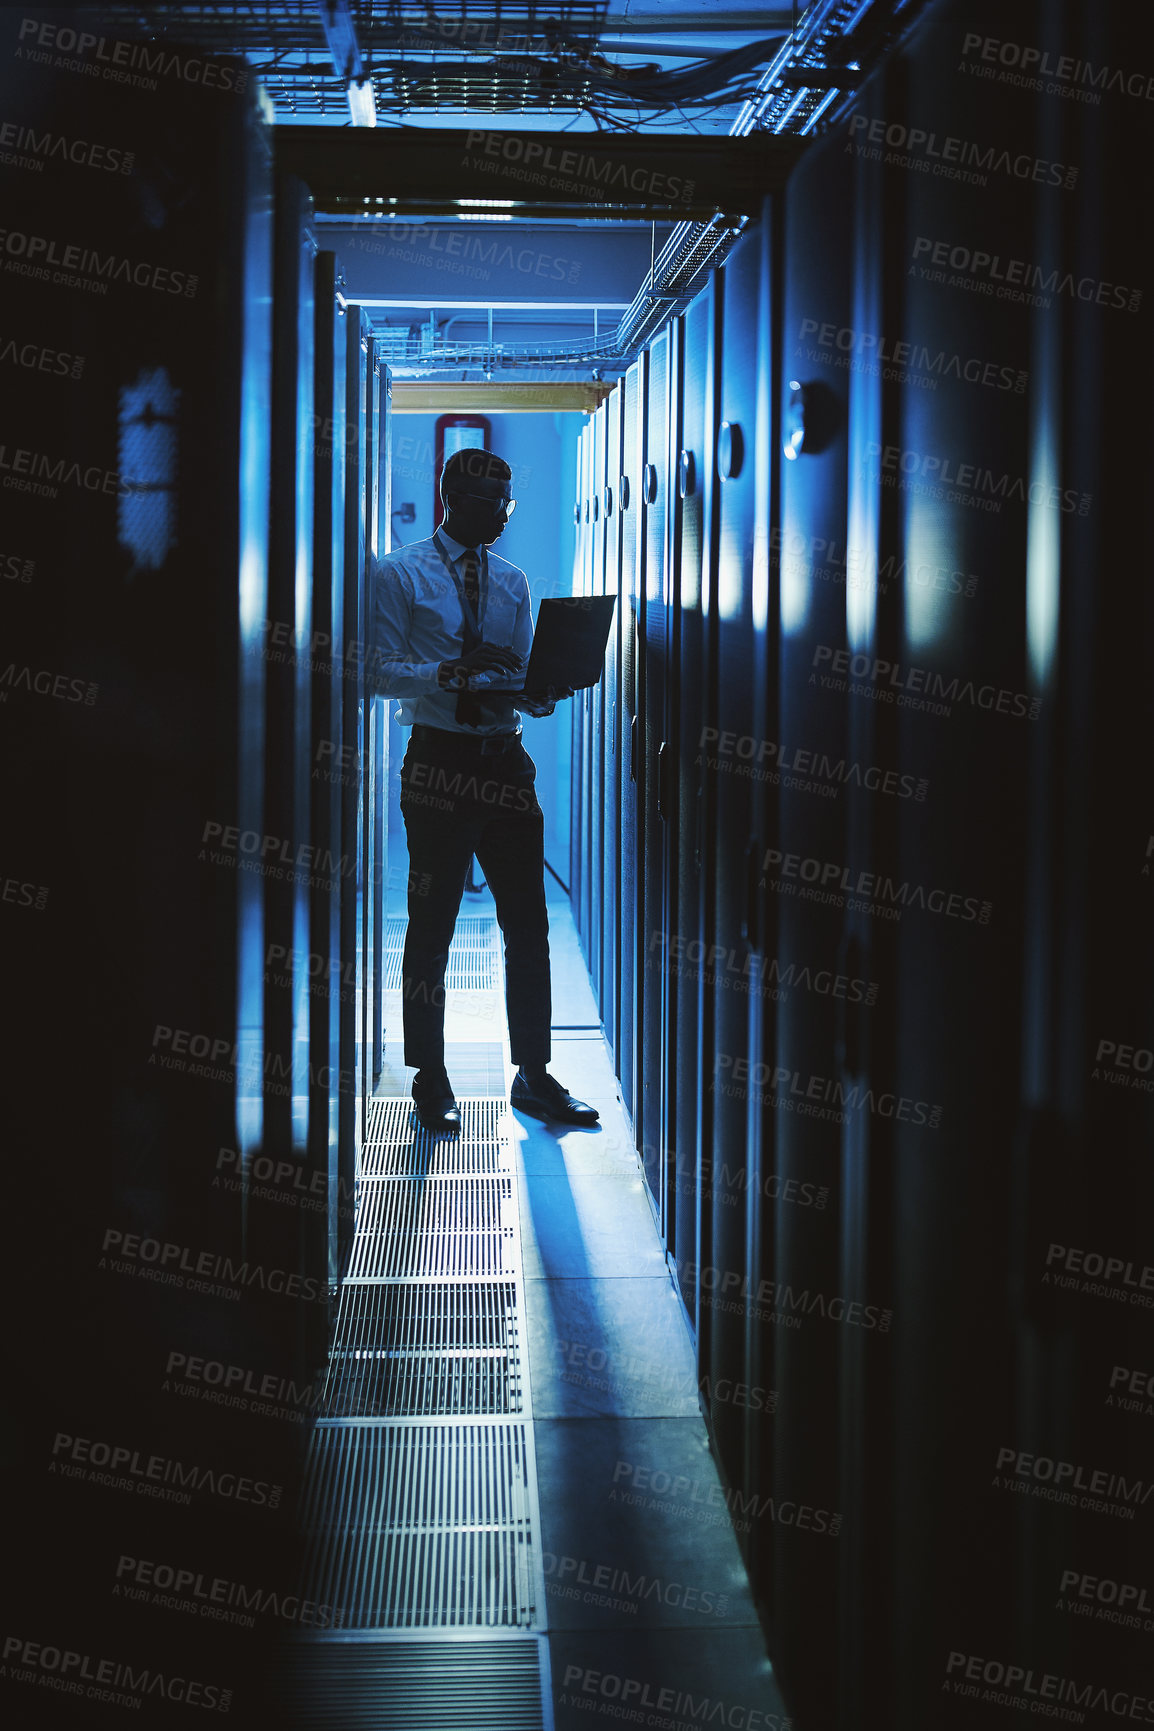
{"left": 285, "top": 874, "right": 789, "bottom": 1729}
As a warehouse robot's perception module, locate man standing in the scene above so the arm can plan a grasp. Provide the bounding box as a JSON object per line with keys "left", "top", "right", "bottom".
{"left": 370, "top": 447, "right": 599, "bottom": 1137}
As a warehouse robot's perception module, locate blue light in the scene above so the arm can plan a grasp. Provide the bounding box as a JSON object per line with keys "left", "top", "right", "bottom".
{"left": 117, "top": 368, "right": 179, "bottom": 574}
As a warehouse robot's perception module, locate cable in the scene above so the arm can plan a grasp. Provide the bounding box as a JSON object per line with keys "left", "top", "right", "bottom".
{"left": 543, "top": 857, "right": 570, "bottom": 896}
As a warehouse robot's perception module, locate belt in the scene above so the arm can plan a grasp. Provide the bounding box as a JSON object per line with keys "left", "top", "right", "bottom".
{"left": 410, "top": 723, "right": 523, "bottom": 756}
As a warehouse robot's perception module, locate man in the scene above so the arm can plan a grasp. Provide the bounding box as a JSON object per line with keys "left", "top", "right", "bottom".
{"left": 370, "top": 447, "right": 599, "bottom": 1137}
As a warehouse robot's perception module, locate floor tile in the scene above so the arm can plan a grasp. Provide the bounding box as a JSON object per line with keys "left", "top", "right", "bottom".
{"left": 517, "top": 1172, "right": 669, "bottom": 1280}
{"left": 525, "top": 1276, "right": 701, "bottom": 1419}
{"left": 535, "top": 1417, "right": 760, "bottom": 1629}
{"left": 548, "top": 1627, "right": 789, "bottom": 1731}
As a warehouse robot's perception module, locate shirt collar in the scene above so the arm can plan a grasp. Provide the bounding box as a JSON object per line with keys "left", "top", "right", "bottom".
{"left": 435, "top": 527, "right": 477, "bottom": 564}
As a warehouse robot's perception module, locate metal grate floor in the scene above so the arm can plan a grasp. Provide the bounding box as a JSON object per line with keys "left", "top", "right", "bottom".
{"left": 292, "top": 914, "right": 549, "bottom": 1723}
{"left": 320, "top": 1281, "right": 523, "bottom": 1418}
{"left": 273, "top": 1639, "right": 547, "bottom": 1729}
{"left": 383, "top": 915, "right": 500, "bottom": 992}
{"left": 362, "top": 1098, "right": 511, "bottom": 1176}
{"left": 347, "top": 1175, "right": 517, "bottom": 1280}
{"left": 302, "top": 1422, "right": 536, "bottom": 1627}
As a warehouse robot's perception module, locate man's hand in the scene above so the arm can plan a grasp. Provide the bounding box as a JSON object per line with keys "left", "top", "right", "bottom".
{"left": 438, "top": 644, "right": 523, "bottom": 691}
{"left": 519, "top": 684, "right": 575, "bottom": 716}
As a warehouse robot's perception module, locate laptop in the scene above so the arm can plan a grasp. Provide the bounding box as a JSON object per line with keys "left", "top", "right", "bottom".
{"left": 490, "top": 594, "right": 618, "bottom": 695}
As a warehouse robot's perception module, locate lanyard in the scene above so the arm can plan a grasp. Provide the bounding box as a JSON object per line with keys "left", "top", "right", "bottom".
{"left": 432, "top": 530, "right": 489, "bottom": 639}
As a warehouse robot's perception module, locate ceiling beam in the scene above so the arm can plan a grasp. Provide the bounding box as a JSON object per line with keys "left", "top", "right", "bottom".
{"left": 391, "top": 381, "right": 614, "bottom": 413}
{"left": 276, "top": 127, "right": 806, "bottom": 219}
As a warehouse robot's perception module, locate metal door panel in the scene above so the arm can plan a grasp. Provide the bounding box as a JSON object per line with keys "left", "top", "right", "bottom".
{"left": 264, "top": 175, "right": 316, "bottom": 1173}
{"left": 617, "top": 363, "right": 643, "bottom": 1119}
{"left": 671, "top": 283, "right": 719, "bottom": 1338}
{"left": 641, "top": 331, "right": 670, "bottom": 1203}
{"left": 342, "top": 314, "right": 371, "bottom": 1158}
{"left": 601, "top": 390, "right": 623, "bottom": 1056}
{"left": 569, "top": 426, "right": 586, "bottom": 942}
{"left": 706, "top": 229, "right": 763, "bottom": 1507}
{"left": 590, "top": 402, "right": 607, "bottom": 1011}
{"left": 311, "top": 253, "right": 349, "bottom": 1296}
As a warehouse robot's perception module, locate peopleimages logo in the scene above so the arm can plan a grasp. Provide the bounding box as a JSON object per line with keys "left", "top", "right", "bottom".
{"left": 797, "top": 318, "right": 1026, "bottom": 393}
{"left": 462, "top": 130, "right": 694, "bottom": 203}
{"left": 99, "top": 1227, "right": 328, "bottom": 1305}
{"left": 0, "top": 119, "right": 134, "bottom": 175}
{"left": 811, "top": 642, "right": 1041, "bottom": 721}
{"left": 944, "top": 1650, "right": 1154, "bottom": 1721}
{"left": 993, "top": 1445, "right": 1154, "bottom": 1521}
{"left": 51, "top": 1431, "right": 282, "bottom": 1509}
{"left": 0, "top": 228, "right": 197, "bottom": 298}
{"left": 959, "top": 31, "right": 1154, "bottom": 103}
{"left": 15, "top": 17, "right": 247, "bottom": 93}
{"left": 1044, "top": 1241, "right": 1154, "bottom": 1304}
{"left": 760, "top": 847, "right": 991, "bottom": 926}
{"left": 696, "top": 724, "right": 927, "bottom": 799}
{"left": 115, "top": 1555, "right": 343, "bottom": 1630}
{"left": 864, "top": 440, "right": 1092, "bottom": 516}
{"left": 911, "top": 235, "right": 1141, "bottom": 314}
{"left": 558, "top": 1666, "right": 789, "bottom": 1730}
{"left": 0, "top": 446, "right": 133, "bottom": 500}
{"left": 2, "top": 1636, "right": 230, "bottom": 1713}
{"left": 848, "top": 113, "right": 1078, "bottom": 190}
{"left": 713, "top": 1054, "right": 942, "bottom": 1129}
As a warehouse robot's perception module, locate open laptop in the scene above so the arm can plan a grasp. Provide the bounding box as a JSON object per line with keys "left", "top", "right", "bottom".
{"left": 489, "top": 594, "right": 618, "bottom": 695}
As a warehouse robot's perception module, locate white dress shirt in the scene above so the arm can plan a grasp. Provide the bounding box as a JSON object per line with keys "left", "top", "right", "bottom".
{"left": 369, "top": 529, "right": 545, "bottom": 734}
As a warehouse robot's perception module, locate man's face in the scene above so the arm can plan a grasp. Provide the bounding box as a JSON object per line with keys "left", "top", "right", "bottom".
{"left": 443, "top": 475, "right": 515, "bottom": 547}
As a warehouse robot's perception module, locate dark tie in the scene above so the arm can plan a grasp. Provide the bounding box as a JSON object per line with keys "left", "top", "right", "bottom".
{"left": 456, "top": 549, "right": 483, "bottom": 727}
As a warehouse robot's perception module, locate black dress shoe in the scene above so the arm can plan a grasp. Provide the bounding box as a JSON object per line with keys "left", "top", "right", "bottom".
{"left": 511, "top": 1070, "right": 599, "bottom": 1126}
{"left": 411, "top": 1068, "right": 461, "bottom": 1137}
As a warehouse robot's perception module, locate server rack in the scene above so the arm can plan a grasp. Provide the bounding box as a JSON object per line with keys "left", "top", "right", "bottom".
{"left": 311, "top": 253, "right": 351, "bottom": 1293}
{"left": 262, "top": 172, "right": 317, "bottom": 1176}
{"left": 617, "top": 362, "right": 644, "bottom": 1130}
{"left": 671, "top": 281, "right": 720, "bottom": 1333}
{"left": 601, "top": 389, "right": 624, "bottom": 1058}
{"left": 640, "top": 330, "right": 670, "bottom": 1209}
{"left": 589, "top": 400, "right": 607, "bottom": 1016}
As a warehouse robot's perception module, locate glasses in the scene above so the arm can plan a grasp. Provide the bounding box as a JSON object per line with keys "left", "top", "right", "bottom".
{"left": 452, "top": 491, "right": 516, "bottom": 519}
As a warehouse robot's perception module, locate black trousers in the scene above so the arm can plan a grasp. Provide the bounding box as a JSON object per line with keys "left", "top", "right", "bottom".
{"left": 399, "top": 729, "right": 551, "bottom": 1071}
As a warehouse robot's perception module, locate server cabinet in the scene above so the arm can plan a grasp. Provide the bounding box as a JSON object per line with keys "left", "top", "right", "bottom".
{"left": 617, "top": 363, "right": 644, "bottom": 1121}
{"left": 569, "top": 425, "right": 583, "bottom": 941}
{"left": 741, "top": 202, "right": 781, "bottom": 1617}
{"left": 362, "top": 345, "right": 386, "bottom": 1100}
{"left": 702, "top": 229, "right": 766, "bottom": 1506}
{"left": 311, "top": 254, "right": 352, "bottom": 1292}
{"left": 845, "top": 9, "right": 1075, "bottom": 1727}
{"left": 661, "top": 323, "right": 685, "bottom": 1247}
{"left": 574, "top": 420, "right": 594, "bottom": 963}
{"left": 671, "top": 282, "right": 720, "bottom": 1331}
{"left": 262, "top": 173, "right": 316, "bottom": 1182}
{"left": 341, "top": 313, "right": 371, "bottom": 1154}
{"left": 0, "top": 36, "right": 309, "bottom": 1713}
{"left": 600, "top": 389, "right": 623, "bottom": 1058}
{"left": 589, "top": 401, "right": 607, "bottom": 1014}
{"left": 640, "top": 331, "right": 670, "bottom": 1205}
{"left": 767, "top": 136, "right": 856, "bottom": 1731}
